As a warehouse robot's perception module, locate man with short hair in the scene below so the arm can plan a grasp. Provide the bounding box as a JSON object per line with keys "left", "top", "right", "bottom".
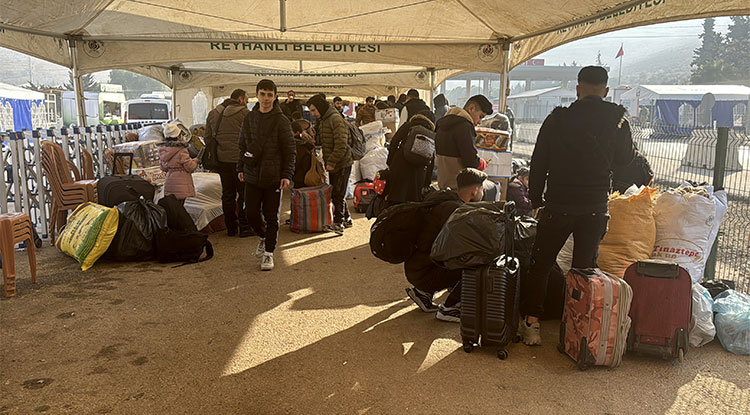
{"left": 396, "top": 93, "right": 407, "bottom": 111}
{"left": 405, "top": 168, "right": 488, "bottom": 322}
{"left": 238, "top": 80, "right": 296, "bottom": 271}
{"left": 435, "top": 94, "right": 493, "bottom": 190}
{"left": 306, "top": 94, "right": 353, "bottom": 235}
{"left": 399, "top": 89, "right": 430, "bottom": 129}
{"left": 280, "top": 90, "right": 303, "bottom": 120}
{"left": 205, "top": 88, "right": 252, "bottom": 237}
{"left": 333, "top": 96, "right": 344, "bottom": 114}
{"left": 518, "top": 66, "right": 635, "bottom": 345}
{"left": 386, "top": 95, "right": 397, "bottom": 109}
{"left": 355, "top": 96, "right": 376, "bottom": 127}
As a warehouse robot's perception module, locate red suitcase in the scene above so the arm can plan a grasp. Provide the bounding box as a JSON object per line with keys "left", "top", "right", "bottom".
{"left": 624, "top": 260, "right": 691, "bottom": 361}
{"left": 558, "top": 268, "right": 633, "bottom": 370}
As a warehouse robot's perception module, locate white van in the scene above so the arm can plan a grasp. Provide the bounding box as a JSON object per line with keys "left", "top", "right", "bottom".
{"left": 124, "top": 98, "right": 171, "bottom": 124}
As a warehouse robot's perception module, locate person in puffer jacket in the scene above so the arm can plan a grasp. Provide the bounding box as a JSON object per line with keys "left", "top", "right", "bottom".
{"left": 158, "top": 123, "right": 199, "bottom": 202}
{"left": 434, "top": 94, "right": 493, "bottom": 190}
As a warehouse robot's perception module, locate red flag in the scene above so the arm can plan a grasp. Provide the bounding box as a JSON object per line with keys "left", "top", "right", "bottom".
{"left": 615, "top": 44, "right": 624, "bottom": 59}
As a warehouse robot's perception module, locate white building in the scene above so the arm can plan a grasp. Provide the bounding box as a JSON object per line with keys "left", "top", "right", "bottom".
{"left": 507, "top": 86, "right": 577, "bottom": 121}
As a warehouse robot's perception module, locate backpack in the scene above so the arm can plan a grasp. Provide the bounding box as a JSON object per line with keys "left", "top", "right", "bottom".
{"left": 201, "top": 106, "right": 226, "bottom": 171}
{"left": 329, "top": 116, "right": 366, "bottom": 161}
{"left": 401, "top": 125, "right": 436, "bottom": 166}
{"left": 354, "top": 180, "right": 377, "bottom": 213}
{"left": 369, "top": 198, "right": 447, "bottom": 264}
{"left": 155, "top": 195, "right": 213, "bottom": 266}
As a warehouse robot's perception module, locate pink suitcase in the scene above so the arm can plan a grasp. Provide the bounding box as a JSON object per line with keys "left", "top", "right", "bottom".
{"left": 558, "top": 268, "right": 633, "bottom": 370}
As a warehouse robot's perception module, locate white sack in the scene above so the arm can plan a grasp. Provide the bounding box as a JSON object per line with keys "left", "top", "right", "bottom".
{"left": 689, "top": 283, "right": 716, "bottom": 348}
{"left": 346, "top": 160, "right": 361, "bottom": 199}
{"left": 652, "top": 185, "right": 721, "bottom": 283}
{"left": 138, "top": 125, "right": 164, "bottom": 142}
{"left": 359, "top": 147, "right": 389, "bottom": 181}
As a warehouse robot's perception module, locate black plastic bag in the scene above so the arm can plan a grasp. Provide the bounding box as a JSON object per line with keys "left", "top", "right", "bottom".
{"left": 106, "top": 198, "right": 168, "bottom": 261}
{"left": 430, "top": 201, "right": 516, "bottom": 270}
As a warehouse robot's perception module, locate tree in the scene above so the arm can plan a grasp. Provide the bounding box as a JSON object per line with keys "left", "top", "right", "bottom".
{"left": 571, "top": 60, "right": 578, "bottom": 67}
{"left": 63, "top": 71, "right": 100, "bottom": 92}
{"left": 721, "top": 16, "right": 750, "bottom": 82}
{"left": 109, "top": 70, "right": 168, "bottom": 100}
{"left": 690, "top": 18, "right": 724, "bottom": 84}
{"left": 596, "top": 51, "right": 604, "bottom": 66}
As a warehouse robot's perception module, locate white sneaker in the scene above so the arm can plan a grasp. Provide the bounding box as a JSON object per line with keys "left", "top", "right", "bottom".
{"left": 255, "top": 238, "right": 266, "bottom": 258}
{"left": 518, "top": 319, "right": 542, "bottom": 346}
{"left": 260, "top": 252, "right": 274, "bottom": 271}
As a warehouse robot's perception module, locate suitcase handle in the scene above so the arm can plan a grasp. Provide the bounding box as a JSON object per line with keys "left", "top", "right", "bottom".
{"left": 113, "top": 152, "right": 134, "bottom": 176}
{"left": 636, "top": 260, "right": 680, "bottom": 279}
{"left": 571, "top": 268, "right": 599, "bottom": 282}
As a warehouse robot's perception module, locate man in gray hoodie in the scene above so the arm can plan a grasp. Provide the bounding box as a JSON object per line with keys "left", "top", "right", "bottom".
{"left": 204, "top": 88, "right": 251, "bottom": 237}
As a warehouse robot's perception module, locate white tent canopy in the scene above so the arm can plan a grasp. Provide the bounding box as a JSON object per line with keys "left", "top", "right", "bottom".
{"left": 1, "top": 1, "right": 746, "bottom": 124}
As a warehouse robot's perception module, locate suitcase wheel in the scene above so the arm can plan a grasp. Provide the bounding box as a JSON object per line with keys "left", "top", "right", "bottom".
{"left": 497, "top": 349, "right": 509, "bottom": 360}
{"left": 557, "top": 343, "right": 565, "bottom": 354}
{"left": 462, "top": 340, "right": 474, "bottom": 353}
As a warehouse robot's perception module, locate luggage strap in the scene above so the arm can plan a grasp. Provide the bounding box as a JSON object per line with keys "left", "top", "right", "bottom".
{"left": 173, "top": 240, "right": 214, "bottom": 268}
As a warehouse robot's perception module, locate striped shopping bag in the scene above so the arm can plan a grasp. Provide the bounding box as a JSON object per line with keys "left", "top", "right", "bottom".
{"left": 290, "top": 185, "right": 334, "bottom": 233}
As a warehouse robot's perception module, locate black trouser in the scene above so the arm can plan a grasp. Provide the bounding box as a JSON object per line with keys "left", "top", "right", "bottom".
{"left": 217, "top": 162, "right": 248, "bottom": 232}
{"left": 244, "top": 183, "right": 282, "bottom": 252}
{"left": 405, "top": 253, "right": 462, "bottom": 307}
{"left": 329, "top": 166, "right": 352, "bottom": 224}
{"left": 520, "top": 208, "right": 609, "bottom": 318}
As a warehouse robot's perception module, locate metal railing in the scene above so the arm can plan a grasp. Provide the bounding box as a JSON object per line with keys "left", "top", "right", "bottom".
{"left": 0, "top": 123, "right": 146, "bottom": 239}
{"left": 511, "top": 121, "right": 750, "bottom": 293}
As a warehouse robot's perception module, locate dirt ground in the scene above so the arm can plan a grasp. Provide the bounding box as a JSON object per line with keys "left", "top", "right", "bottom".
{"left": 1, "top": 203, "right": 749, "bottom": 415}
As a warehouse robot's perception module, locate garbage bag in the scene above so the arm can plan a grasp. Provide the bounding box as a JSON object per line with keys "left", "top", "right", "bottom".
{"left": 701, "top": 279, "right": 735, "bottom": 299}
{"left": 430, "top": 201, "right": 516, "bottom": 270}
{"left": 689, "top": 283, "right": 716, "bottom": 347}
{"left": 712, "top": 290, "right": 750, "bottom": 355}
{"left": 105, "top": 198, "right": 168, "bottom": 261}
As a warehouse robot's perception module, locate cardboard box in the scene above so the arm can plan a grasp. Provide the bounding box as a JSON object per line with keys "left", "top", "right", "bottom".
{"left": 478, "top": 148, "right": 512, "bottom": 179}
{"left": 113, "top": 140, "right": 161, "bottom": 169}
{"left": 475, "top": 127, "right": 511, "bottom": 150}
{"left": 375, "top": 108, "right": 399, "bottom": 123}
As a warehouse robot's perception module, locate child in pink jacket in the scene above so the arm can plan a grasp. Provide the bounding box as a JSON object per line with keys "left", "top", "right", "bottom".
{"left": 158, "top": 123, "right": 199, "bottom": 202}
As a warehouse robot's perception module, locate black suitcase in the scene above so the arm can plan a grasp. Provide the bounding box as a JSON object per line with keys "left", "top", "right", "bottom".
{"left": 97, "top": 153, "right": 155, "bottom": 207}
{"left": 460, "top": 206, "right": 520, "bottom": 360}
{"left": 461, "top": 256, "right": 520, "bottom": 360}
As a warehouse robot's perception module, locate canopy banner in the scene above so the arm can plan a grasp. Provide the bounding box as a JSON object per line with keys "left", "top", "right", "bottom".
{"left": 211, "top": 84, "right": 396, "bottom": 99}
{"left": 75, "top": 40, "right": 505, "bottom": 73}
{"left": 175, "top": 70, "right": 434, "bottom": 90}
{"left": 510, "top": 0, "right": 750, "bottom": 68}
{"left": 0, "top": 29, "right": 70, "bottom": 68}
{"left": 127, "top": 66, "right": 173, "bottom": 87}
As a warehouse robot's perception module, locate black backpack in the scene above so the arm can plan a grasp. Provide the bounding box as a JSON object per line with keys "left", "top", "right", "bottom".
{"left": 402, "top": 125, "right": 436, "bottom": 166}
{"left": 344, "top": 119, "right": 366, "bottom": 160}
{"left": 369, "top": 197, "right": 448, "bottom": 264}
{"left": 155, "top": 195, "right": 213, "bottom": 266}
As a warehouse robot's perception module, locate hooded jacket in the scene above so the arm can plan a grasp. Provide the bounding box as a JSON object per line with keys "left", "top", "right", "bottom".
{"left": 237, "top": 102, "right": 297, "bottom": 189}
{"left": 435, "top": 107, "right": 481, "bottom": 190}
{"left": 506, "top": 177, "right": 533, "bottom": 216}
{"left": 433, "top": 94, "right": 450, "bottom": 121}
{"left": 205, "top": 98, "right": 250, "bottom": 163}
{"left": 158, "top": 141, "right": 199, "bottom": 199}
{"left": 404, "top": 190, "right": 464, "bottom": 292}
{"left": 387, "top": 113, "right": 436, "bottom": 203}
{"left": 318, "top": 106, "right": 353, "bottom": 172}
{"left": 529, "top": 95, "right": 635, "bottom": 214}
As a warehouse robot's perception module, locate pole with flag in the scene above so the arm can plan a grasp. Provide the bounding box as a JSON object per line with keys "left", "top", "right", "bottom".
{"left": 615, "top": 43, "right": 624, "bottom": 85}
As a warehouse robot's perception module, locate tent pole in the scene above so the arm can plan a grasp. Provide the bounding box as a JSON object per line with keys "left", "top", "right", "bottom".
{"left": 279, "top": 0, "right": 287, "bottom": 32}
{"left": 499, "top": 42, "right": 511, "bottom": 113}
{"left": 68, "top": 39, "right": 87, "bottom": 127}
{"left": 170, "top": 68, "right": 178, "bottom": 120}
{"left": 429, "top": 68, "right": 436, "bottom": 111}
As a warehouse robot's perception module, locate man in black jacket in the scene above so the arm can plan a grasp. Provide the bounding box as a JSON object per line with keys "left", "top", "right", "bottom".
{"left": 435, "top": 94, "right": 492, "bottom": 189}
{"left": 399, "top": 89, "right": 431, "bottom": 129}
{"left": 280, "top": 90, "right": 303, "bottom": 121}
{"left": 519, "top": 66, "right": 635, "bottom": 345}
{"left": 238, "top": 79, "right": 296, "bottom": 271}
{"left": 405, "top": 168, "right": 487, "bottom": 322}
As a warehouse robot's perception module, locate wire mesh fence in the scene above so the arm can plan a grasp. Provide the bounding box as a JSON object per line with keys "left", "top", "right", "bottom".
{"left": 511, "top": 120, "right": 750, "bottom": 293}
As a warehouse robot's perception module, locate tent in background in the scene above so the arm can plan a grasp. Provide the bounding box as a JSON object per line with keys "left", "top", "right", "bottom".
{"left": 0, "top": 83, "right": 46, "bottom": 131}
{"left": 620, "top": 85, "right": 750, "bottom": 129}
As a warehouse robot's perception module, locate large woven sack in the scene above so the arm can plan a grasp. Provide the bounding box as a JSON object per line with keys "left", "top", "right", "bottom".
{"left": 598, "top": 187, "right": 657, "bottom": 278}
{"left": 56, "top": 202, "right": 119, "bottom": 271}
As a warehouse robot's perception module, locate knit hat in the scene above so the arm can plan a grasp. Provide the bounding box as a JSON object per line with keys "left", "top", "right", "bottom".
{"left": 306, "top": 95, "right": 330, "bottom": 115}
{"left": 162, "top": 122, "right": 191, "bottom": 141}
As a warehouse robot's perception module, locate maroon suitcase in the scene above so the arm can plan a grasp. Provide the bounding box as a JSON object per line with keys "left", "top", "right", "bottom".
{"left": 624, "top": 259, "right": 691, "bottom": 361}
